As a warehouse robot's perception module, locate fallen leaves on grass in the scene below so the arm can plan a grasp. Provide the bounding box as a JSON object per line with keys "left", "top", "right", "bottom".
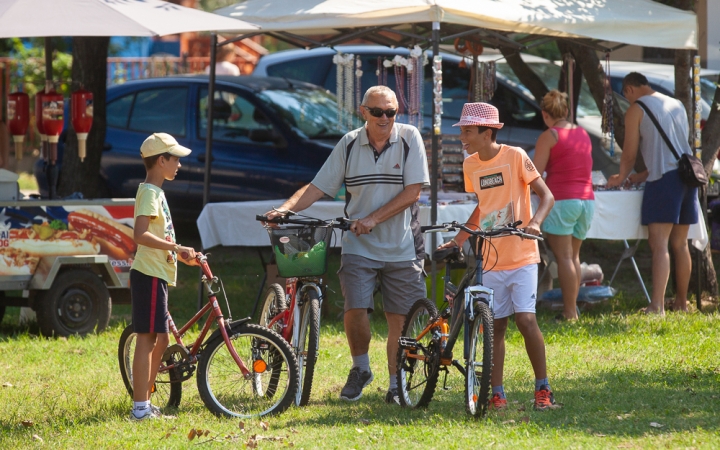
{"left": 617, "top": 413, "right": 632, "bottom": 420}
{"left": 32, "top": 435, "right": 43, "bottom": 443}
{"left": 246, "top": 434, "right": 288, "bottom": 448}
{"left": 239, "top": 421, "right": 245, "bottom": 432}
{"left": 259, "top": 421, "right": 269, "bottom": 431}
{"left": 21, "top": 420, "right": 33, "bottom": 427}
{"left": 649, "top": 422, "right": 664, "bottom": 428}
{"left": 2, "top": 382, "right": 12, "bottom": 388}
{"left": 502, "top": 420, "right": 515, "bottom": 425}
{"left": 355, "top": 428, "right": 364, "bottom": 433}
{"left": 520, "top": 416, "right": 530, "bottom": 424}
{"left": 359, "top": 419, "right": 370, "bottom": 425}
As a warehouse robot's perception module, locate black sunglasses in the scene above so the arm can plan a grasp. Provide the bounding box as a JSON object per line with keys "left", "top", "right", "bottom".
{"left": 363, "top": 106, "right": 397, "bottom": 118}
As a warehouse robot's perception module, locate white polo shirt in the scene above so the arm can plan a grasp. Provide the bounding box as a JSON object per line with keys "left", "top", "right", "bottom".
{"left": 311, "top": 123, "right": 430, "bottom": 262}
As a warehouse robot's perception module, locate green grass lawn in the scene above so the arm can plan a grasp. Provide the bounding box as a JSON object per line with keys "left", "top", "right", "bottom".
{"left": 1, "top": 244, "right": 719, "bottom": 449}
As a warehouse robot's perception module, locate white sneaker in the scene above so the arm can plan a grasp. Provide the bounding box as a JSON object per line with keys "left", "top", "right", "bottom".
{"left": 130, "top": 407, "right": 156, "bottom": 421}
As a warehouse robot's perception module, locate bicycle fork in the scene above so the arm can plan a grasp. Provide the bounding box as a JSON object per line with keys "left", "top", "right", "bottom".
{"left": 462, "top": 285, "right": 494, "bottom": 362}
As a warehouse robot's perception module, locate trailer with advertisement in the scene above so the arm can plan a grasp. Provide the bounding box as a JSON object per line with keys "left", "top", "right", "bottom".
{"left": 0, "top": 198, "right": 135, "bottom": 336}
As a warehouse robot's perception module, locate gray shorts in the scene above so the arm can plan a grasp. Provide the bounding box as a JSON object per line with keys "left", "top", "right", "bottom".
{"left": 338, "top": 254, "right": 426, "bottom": 315}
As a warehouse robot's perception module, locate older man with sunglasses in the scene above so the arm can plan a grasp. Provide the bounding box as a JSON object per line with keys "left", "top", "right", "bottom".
{"left": 265, "top": 86, "right": 430, "bottom": 404}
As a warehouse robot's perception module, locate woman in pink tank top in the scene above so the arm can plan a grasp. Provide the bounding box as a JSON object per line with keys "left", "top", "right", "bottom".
{"left": 533, "top": 90, "right": 595, "bottom": 321}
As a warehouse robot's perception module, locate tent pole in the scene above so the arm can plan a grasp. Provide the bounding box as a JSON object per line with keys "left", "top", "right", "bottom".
{"left": 199, "top": 33, "right": 218, "bottom": 310}
{"left": 431, "top": 21, "right": 440, "bottom": 302}
{"left": 203, "top": 33, "right": 217, "bottom": 208}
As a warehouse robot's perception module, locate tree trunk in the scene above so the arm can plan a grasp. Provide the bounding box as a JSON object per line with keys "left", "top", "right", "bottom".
{"left": 674, "top": 50, "right": 693, "bottom": 143}
{"left": 556, "top": 48, "right": 583, "bottom": 123}
{"left": 498, "top": 46, "right": 549, "bottom": 102}
{"left": 57, "top": 37, "right": 110, "bottom": 198}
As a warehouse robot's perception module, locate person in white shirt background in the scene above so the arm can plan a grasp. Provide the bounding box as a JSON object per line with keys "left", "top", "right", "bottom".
{"left": 205, "top": 43, "right": 241, "bottom": 76}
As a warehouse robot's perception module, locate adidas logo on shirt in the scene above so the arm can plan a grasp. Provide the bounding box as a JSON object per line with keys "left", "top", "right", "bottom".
{"left": 393, "top": 164, "right": 401, "bottom": 169}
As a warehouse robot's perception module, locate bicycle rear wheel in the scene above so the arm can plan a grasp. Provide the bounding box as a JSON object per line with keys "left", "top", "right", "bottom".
{"left": 117, "top": 324, "right": 182, "bottom": 409}
{"left": 397, "top": 298, "right": 440, "bottom": 408}
{"left": 296, "top": 289, "right": 320, "bottom": 406}
{"left": 465, "top": 301, "right": 493, "bottom": 418}
{"left": 258, "top": 283, "right": 286, "bottom": 334}
{"left": 197, "top": 323, "right": 299, "bottom": 418}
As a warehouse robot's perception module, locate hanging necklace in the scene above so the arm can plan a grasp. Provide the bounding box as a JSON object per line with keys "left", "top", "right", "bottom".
{"left": 552, "top": 118, "right": 568, "bottom": 128}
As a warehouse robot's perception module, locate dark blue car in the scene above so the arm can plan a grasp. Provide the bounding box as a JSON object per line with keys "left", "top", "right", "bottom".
{"left": 36, "top": 75, "right": 359, "bottom": 218}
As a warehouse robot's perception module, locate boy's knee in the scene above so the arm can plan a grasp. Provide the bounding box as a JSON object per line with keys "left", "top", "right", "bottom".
{"left": 494, "top": 318, "right": 509, "bottom": 334}
{"left": 514, "top": 313, "right": 539, "bottom": 333}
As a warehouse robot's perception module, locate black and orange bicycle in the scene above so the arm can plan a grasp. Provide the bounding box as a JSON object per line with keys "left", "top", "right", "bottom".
{"left": 118, "top": 254, "right": 299, "bottom": 418}
{"left": 397, "top": 221, "right": 542, "bottom": 417}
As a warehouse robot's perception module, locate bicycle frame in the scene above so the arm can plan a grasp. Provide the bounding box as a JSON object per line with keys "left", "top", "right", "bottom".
{"left": 265, "top": 277, "right": 323, "bottom": 348}
{"left": 161, "top": 256, "right": 252, "bottom": 378}
{"left": 404, "top": 235, "right": 494, "bottom": 372}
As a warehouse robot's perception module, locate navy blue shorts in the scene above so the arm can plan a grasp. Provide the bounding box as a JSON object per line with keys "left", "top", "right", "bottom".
{"left": 130, "top": 269, "right": 169, "bottom": 333}
{"left": 641, "top": 169, "right": 698, "bottom": 225}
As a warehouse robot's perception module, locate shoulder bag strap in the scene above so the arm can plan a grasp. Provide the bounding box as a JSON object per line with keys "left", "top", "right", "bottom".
{"left": 635, "top": 100, "right": 682, "bottom": 161}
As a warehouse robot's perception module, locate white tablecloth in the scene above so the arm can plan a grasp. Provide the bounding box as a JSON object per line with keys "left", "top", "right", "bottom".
{"left": 197, "top": 200, "right": 475, "bottom": 252}
{"left": 197, "top": 191, "right": 708, "bottom": 250}
{"left": 586, "top": 191, "right": 707, "bottom": 249}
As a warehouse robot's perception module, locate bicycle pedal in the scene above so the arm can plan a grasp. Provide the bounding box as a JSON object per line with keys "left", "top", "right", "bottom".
{"left": 398, "top": 336, "right": 418, "bottom": 350}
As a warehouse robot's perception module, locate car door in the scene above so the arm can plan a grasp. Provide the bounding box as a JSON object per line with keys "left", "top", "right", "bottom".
{"left": 103, "top": 84, "right": 191, "bottom": 206}
{"left": 186, "top": 86, "right": 300, "bottom": 205}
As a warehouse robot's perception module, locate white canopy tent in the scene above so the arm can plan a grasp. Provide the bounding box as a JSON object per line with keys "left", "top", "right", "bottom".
{"left": 215, "top": 0, "right": 697, "bottom": 50}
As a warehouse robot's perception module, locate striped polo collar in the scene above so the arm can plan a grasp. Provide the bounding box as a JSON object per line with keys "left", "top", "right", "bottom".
{"left": 358, "top": 123, "right": 399, "bottom": 151}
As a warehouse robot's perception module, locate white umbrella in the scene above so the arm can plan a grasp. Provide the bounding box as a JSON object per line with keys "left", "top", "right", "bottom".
{"left": 0, "top": 0, "right": 259, "bottom": 38}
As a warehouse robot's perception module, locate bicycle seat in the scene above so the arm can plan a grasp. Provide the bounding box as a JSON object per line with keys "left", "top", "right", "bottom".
{"left": 432, "top": 246, "right": 465, "bottom": 263}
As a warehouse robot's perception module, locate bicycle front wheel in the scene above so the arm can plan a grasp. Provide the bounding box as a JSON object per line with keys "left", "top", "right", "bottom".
{"left": 117, "top": 324, "right": 182, "bottom": 409}
{"left": 197, "top": 323, "right": 299, "bottom": 418}
{"left": 296, "top": 289, "right": 320, "bottom": 406}
{"left": 397, "top": 298, "right": 440, "bottom": 408}
{"left": 465, "top": 301, "right": 493, "bottom": 418}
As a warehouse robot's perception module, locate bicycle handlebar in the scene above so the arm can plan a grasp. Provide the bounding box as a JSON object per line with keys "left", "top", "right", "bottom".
{"left": 256, "top": 214, "right": 352, "bottom": 231}
{"left": 421, "top": 221, "right": 543, "bottom": 241}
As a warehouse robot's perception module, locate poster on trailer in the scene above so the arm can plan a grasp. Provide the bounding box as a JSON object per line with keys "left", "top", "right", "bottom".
{"left": 0, "top": 203, "right": 135, "bottom": 276}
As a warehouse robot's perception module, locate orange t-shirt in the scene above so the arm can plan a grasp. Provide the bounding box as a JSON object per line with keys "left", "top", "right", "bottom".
{"left": 463, "top": 145, "right": 541, "bottom": 271}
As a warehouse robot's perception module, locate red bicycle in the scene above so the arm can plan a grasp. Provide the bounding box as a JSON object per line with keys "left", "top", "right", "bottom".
{"left": 118, "top": 254, "right": 299, "bottom": 418}
{"left": 256, "top": 212, "right": 350, "bottom": 406}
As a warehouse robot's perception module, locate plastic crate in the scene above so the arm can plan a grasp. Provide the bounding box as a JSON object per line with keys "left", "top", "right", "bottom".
{"left": 268, "top": 225, "right": 333, "bottom": 277}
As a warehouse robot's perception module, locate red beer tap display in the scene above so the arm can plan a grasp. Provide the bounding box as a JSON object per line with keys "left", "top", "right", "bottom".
{"left": 7, "top": 91, "right": 30, "bottom": 160}
{"left": 71, "top": 89, "right": 93, "bottom": 162}
{"left": 41, "top": 89, "right": 64, "bottom": 165}
{"left": 35, "top": 91, "right": 47, "bottom": 161}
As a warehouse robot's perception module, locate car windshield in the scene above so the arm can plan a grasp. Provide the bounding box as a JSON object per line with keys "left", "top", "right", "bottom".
{"left": 701, "top": 76, "right": 718, "bottom": 106}
{"left": 257, "top": 88, "right": 362, "bottom": 139}
{"left": 500, "top": 62, "right": 602, "bottom": 117}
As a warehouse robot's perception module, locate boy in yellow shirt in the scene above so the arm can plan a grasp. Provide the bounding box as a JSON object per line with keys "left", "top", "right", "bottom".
{"left": 129, "top": 133, "right": 198, "bottom": 420}
{"left": 436, "top": 103, "right": 558, "bottom": 411}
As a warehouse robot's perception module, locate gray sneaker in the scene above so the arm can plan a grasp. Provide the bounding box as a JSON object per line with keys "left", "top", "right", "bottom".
{"left": 339, "top": 367, "right": 374, "bottom": 401}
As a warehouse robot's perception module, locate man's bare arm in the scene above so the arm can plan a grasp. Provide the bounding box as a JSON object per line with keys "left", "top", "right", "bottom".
{"left": 265, "top": 184, "right": 326, "bottom": 220}
{"left": 351, "top": 183, "right": 423, "bottom": 235}
{"left": 607, "top": 104, "right": 642, "bottom": 187}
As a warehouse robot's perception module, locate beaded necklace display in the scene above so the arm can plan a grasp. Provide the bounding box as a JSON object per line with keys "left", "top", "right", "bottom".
{"left": 601, "top": 52, "right": 615, "bottom": 156}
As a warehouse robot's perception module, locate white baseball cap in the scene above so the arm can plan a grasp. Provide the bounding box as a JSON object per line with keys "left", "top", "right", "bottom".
{"left": 140, "top": 133, "right": 192, "bottom": 158}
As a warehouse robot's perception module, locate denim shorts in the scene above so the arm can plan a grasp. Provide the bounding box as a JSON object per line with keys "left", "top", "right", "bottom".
{"left": 642, "top": 169, "right": 698, "bottom": 225}
{"left": 541, "top": 199, "right": 595, "bottom": 240}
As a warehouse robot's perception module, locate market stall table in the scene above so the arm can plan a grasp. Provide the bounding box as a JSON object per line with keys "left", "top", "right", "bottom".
{"left": 584, "top": 190, "right": 706, "bottom": 303}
